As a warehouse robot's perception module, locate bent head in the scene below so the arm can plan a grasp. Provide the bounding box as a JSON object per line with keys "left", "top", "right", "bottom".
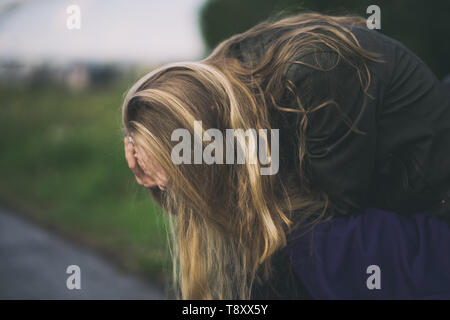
{"left": 121, "top": 12, "right": 379, "bottom": 299}
{"left": 122, "top": 60, "right": 293, "bottom": 299}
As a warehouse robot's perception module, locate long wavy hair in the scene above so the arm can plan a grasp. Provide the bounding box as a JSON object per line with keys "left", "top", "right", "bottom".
{"left": 121, "top": 12, "right": 382, "bottom": 299}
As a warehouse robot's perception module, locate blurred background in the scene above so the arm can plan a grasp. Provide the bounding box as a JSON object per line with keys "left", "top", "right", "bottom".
{"left": 0, "top": 0, "right": 449, "bottom": 299}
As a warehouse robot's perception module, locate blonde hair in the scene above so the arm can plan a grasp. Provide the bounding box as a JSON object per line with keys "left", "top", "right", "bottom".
{"left": 122, "top": 12, "right": 382, "bottom": 299}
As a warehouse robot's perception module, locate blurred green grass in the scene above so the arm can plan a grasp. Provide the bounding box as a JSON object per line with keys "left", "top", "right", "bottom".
{"left": 0, "top": 81, "right": 170, "bottom": 286}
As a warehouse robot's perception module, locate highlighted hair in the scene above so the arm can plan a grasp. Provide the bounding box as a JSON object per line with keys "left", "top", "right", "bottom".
{"left": 122, "top": 12, "right": 381, "bottom": 299}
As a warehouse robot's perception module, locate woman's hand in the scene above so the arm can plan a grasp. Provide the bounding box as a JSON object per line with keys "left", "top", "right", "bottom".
{"left": 124, "top": 135, "right": 168, "bottom": 190}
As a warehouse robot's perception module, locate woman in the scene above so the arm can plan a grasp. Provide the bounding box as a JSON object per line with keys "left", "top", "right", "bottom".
{"left": 122, "top": 13, "right": 450, "bottom": 299}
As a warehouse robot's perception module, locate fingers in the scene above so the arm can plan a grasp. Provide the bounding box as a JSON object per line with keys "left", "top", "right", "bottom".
{"left": 134, "top": 161, "right": 157, "bottom": 187}
{"left": 135, "top": 148, "right": 162, "bottom": 188}
{"left": 133, "top": 156, "right": 158, "bottom": 188}
{"left": 124, "top": 136, "right": 137, "bottom": 169}
{"left": 135, "top": 145, "right": 168, "bottom": 186}
{"left": 124, "top": 135, "right": 168, "bottom": 190}
{"left": 124, "top": 136, "right": 158, "bottom": 188}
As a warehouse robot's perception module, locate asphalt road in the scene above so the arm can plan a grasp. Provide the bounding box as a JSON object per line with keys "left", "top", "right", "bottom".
{"left": 0, "top": 206, "right": 164, "bottom": 299}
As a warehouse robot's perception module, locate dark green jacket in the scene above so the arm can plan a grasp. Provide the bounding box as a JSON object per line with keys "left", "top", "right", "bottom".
{"left": 237, "top": 24, "right": 450, "bottom": 222}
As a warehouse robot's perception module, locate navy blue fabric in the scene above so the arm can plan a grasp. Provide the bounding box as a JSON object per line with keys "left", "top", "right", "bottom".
{"left": 442, "top": 74, "right": 450, "bottom": 96}
{"left": 286, "top": 208, "right": 450, "bottom": 299}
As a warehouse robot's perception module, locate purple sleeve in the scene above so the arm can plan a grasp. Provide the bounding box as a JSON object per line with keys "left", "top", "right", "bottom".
{"left": 286, "top": 208, "right": 450, "bottom": 299}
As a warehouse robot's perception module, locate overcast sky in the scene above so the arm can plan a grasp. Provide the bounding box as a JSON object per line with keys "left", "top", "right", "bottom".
{"left": 0, "top": 0, "right": 206, "bottom": 64}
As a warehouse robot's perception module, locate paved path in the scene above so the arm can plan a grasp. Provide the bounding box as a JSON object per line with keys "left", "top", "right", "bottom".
{"left": 0, "top": 206, "right": 164, "bottom": 299}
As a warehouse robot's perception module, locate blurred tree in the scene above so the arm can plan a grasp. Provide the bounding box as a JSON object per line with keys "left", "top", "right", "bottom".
{"left": 199, "top": 0, "right": 450, "bottom": 78}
